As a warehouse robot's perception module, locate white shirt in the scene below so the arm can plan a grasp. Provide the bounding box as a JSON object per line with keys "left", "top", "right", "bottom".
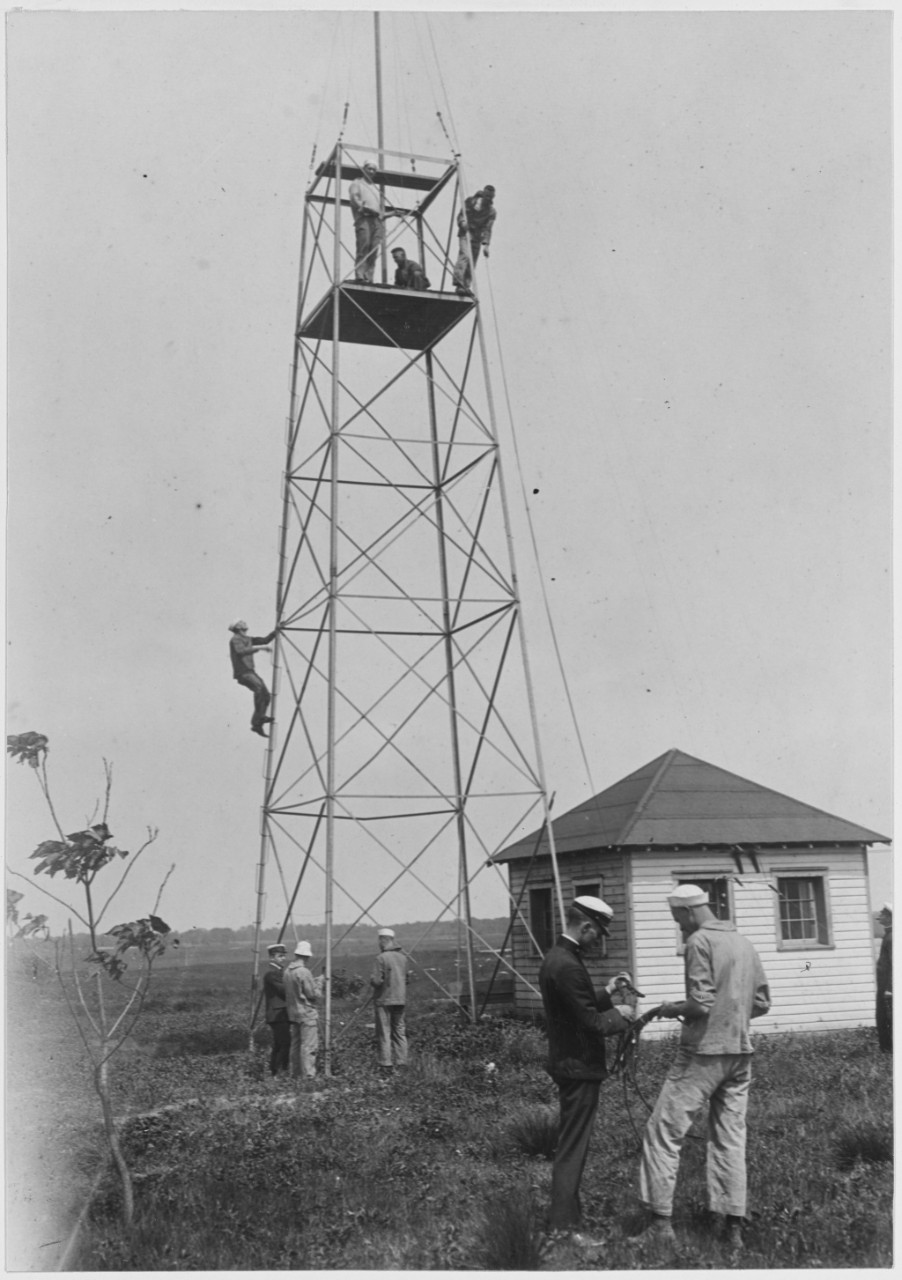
{"left": 349, "top": 176, "right": 381, "bottom": 218}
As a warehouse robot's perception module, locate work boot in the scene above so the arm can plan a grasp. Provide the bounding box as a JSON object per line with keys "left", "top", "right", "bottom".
{"left": 251, "top": 724, "right": 267, "bottom": 737}
{"left": 627, "top": 1216, "right": 678, "bottom": 1259}
{"left": 725, "top": 1216, "right": 744, "bottom": 1254}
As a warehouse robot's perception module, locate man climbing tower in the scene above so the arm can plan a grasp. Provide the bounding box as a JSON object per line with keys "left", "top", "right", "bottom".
{"left": 229, "top": 619, "right": 276, "bottom": 737}
{"left": 452, "top": 185, "right": 496, "bottom": 296}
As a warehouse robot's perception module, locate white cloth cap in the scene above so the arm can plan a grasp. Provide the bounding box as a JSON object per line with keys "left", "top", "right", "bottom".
{"left": 377, "top": 928, "right": 395, "bottom": 938}
{"left": 572, "top": 895, "right": 614, "bottom": 931}
{"left": 294, "top": 941, "right": 312, "bottom": 957}
{"left": 229, "top": 619, "right": 248, "bottom": 632}
{"left": 668, "top": 883, "right": 710, "bottom": 909}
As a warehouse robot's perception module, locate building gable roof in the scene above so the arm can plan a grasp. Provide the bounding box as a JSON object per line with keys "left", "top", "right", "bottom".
{"left": 494, "top": 748, "right": 890, "bottom": 862}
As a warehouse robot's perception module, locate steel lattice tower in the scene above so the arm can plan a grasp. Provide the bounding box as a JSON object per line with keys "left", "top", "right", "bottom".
{"left": 249, "top": 136, "right": 563, "bottom": 1067}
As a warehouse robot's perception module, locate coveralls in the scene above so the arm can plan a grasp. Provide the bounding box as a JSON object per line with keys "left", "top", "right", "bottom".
{"left": 452, "top": 191, "right": 496, "bottom": 294}
{"left": 370, "top": 943, "right": 409, "bottom": 1067}
{"left": 349, "top": 174, "right": 384, "bottom": 284}
{"left": 229, "top": 631, "right": 275, "bottom": 731}
{"left": 539, "top": 935, "right": 631, "bottom": 1230}
{"left": 284, "top": 959, "right": 324, "bottom": 1079}
{"left": 639, "top": 920, "right": 771, "bottom": 1219}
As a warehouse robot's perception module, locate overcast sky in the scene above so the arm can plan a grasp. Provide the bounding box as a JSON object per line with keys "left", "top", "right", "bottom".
{"left": 6, "top": 6, "right": 892, "bottom": 937}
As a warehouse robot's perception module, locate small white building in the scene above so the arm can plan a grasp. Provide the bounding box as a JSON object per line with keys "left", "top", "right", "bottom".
{"left": 494, "top": 749, "right": 890, "bottom": 1036}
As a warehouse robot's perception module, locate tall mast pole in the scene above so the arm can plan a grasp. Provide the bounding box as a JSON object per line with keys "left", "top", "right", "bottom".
{"left": 374, "top": 13, "right": 388, "bottom": 284}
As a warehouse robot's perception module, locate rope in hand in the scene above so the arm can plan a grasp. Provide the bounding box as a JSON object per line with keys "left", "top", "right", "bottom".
{"left": 609, "top": 1005, "right": 705, "bottom": 1150}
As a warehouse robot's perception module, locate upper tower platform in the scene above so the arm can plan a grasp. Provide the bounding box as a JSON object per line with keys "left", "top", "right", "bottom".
{"left": 296, "top": 142, "right": 478, "bottom": 351}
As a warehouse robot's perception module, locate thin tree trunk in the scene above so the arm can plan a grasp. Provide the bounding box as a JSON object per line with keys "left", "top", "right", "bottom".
{"left": 94, "top": 974, "right": 134, "bottom": 1226}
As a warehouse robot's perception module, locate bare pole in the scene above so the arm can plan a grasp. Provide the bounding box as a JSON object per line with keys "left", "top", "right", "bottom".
{"left": 374, "top": 13, "right": 388, "bottom": 284}
{"left": 425, "top": 347, "right": 479, "bottom": 1021}
{"left": 456, "top": 166, "right": 566, "bottom": 930}
{"left": 248, "top": 147, "right": 316, "bottom": 1045}
{"left": 324, "top": 145, "right": 343, "bottom": 1076}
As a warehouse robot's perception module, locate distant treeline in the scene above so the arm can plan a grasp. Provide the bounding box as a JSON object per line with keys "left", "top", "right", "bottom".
{"left": 63, "top": 917, "right": 510, "bottom": 953}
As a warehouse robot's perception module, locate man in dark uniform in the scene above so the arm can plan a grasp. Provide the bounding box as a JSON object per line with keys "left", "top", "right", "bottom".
{"left": 876, "top": 902, "right": 892, "bottom": 1052}
{"left": 539, "top": 895, "right": 636, "bottom": 1245}
{"left": 262, "top": 942, "right": 290, "bottom": 1077}
{"left": 228, "top": 619, "right": 276, "bottom": 737}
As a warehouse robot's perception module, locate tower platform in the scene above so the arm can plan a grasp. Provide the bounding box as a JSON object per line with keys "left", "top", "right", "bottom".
{"left": 298, "top": 284, "right": 475, "bottom": 351}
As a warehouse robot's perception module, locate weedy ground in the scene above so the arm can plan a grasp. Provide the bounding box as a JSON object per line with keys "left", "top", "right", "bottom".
{"left": 6, "top": 959, "right": 893, "bottom": 1270}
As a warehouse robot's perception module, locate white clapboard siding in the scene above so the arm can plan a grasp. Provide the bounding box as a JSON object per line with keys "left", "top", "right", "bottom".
{"left": 629, "top": 846, "right": 877, "bottom": 1038}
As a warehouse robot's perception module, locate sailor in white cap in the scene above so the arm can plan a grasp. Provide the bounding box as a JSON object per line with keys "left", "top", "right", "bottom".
{"left": 629, "top": 886, "right": 770, "bottom": 1258}
{"left": 228, "top": 619, "right": 277, "bottom": 737}
{"left": 371, "top": 927, "right": 409, "bottom": 1072}
{"left": 284, "top": 941, "right": 325, "bottom": 1080}
{"left": 537, "top": 895, "right": 636, "bottom": 1246}
{"left": 876, "top": 902, "right": 892, "bottom": 1051}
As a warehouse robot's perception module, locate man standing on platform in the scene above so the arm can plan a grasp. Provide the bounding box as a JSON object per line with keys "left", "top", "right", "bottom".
{"left": 349, "top": 161, "right": 384, "bottom": 284}
{"left": 539, "top": 895, "right": 636, "bottom": 1247}
{"left": 370, "top": 927, "right": 409, "bottom": 1073}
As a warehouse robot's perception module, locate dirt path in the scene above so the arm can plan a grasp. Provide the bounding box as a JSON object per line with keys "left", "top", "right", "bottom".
{"left": 6, "top": 966, "right": 108, "bottom": 1271}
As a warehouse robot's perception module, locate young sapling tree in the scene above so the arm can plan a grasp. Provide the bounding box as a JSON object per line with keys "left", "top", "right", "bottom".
{"left": 7, "top": 730, "right": 177, "bottom": 1226}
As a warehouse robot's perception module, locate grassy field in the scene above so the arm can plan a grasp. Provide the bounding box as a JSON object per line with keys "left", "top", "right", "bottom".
{"left": 6, "top": 953, "right": 893, "bottom": 1270}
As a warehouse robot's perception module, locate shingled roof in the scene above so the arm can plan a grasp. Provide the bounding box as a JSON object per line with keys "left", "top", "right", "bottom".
{"left": 494, "top": 748, "right": 890, "bottom": 862}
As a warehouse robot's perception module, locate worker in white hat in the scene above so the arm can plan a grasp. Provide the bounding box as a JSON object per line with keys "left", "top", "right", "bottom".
{"left": 228, "top": 619, "right": 277, "bottom": 738}
{"left": 538, "top": 895, "right": 636, "bottom": 1249}
{"left": 876, "top": 902, "right": 892, "bottom": 1052}
{"left": 370, "top": 927, "right": 409, "bottom": 1072}
{"left": 629, "top": 885, "right": 771, "bottom": 1259}
{"left": 284, "top": 941, "right": 325, "bottom": 1081}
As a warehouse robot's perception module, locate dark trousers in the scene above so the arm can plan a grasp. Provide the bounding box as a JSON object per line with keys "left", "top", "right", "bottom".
{"left": 269, "top": 1018, "right": 290, "bottom": 1075}
{"left": 550, "top": 1077, "right": 602, "bottom": 1229}
{"left": 877, "top": 987, "right": 892, "bottom": 1052}
{"left": 236, "top": 671, "right": 271, "bottom": 728}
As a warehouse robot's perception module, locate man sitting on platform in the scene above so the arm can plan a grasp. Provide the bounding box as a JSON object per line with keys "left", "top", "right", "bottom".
{"left": 391, "top": 247, "right": 430, "bottom": 291}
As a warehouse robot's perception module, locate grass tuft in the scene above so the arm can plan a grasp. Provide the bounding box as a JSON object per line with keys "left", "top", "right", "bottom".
{"left": 475, "top": 1183, "right": 544, "bottom": 1269}
{"left": 506, "top": 1104, "right": 558, "bottom": 1159}
{"left": 833, "top": 1121, "right": 893, "bottom": 1170}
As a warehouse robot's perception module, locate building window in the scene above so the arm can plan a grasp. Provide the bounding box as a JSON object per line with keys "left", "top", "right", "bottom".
{"left": 777, "top": 875, "right": 831, "bottom": 947}
{"left": 530, "top": 887, "right": 554, "bottom": 955}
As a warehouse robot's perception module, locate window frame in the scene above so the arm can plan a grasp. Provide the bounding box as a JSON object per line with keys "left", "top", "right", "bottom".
{"left": 772, "top": 867, "right": 835, "bottom": 950}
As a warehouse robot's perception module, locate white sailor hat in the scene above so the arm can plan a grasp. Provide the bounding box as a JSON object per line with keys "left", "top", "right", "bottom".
{"left": 572, "top": 895, "right": 614, "bottom": 934}
{"left": 668, "top": 883, "right": 710, "bottom": 909}
{"left": 266, "top": 942, "right": 286, "bottom": 954}
{"left": 294, "top": 941, "right": 313, "bottom": 957}
{"left": 377, "top": 927, "right": 395, "bottom": 938}
{"left": 229, "top": 619, "right": 248, "bottom": 632}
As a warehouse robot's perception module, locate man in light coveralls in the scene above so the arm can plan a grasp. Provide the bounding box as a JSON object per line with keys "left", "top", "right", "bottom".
{"left": 630, "top": 884, "right": 771, "bottom": 1258}
{"left": 370, "top": 928, "right": 409, "bottom": 1072}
